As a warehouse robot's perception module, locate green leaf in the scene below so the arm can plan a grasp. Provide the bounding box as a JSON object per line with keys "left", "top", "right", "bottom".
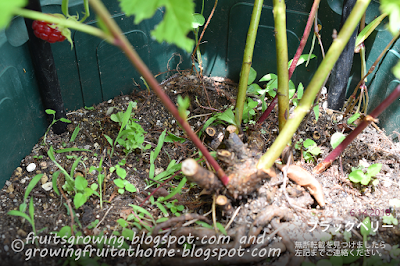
{"left": 124, "top": 182, "right": 137, "bottom": 192}
{"left": 114, "top": 179, "right": 125, "bottom": 188}
{"left": 216, "top": 223, "right": 227, "bottom": 235}
{"left": 119, "top": 0, "right": 195, "bottom": 52}
{"left": 130, "top": 204, "right": 153, "bottom": 219}
{"left": 347, "top": 113, "right": 360, "bottom": 125}
{"left": 7, "top": 210, "right": 32, "bottom": 224}
{"left": 360, "top": 217, "right": 371, "bottom": 237}
{"left": 154, "top": 129, "right": 167, "bottom": 160}
{"left": 246, "top": 83, "right": 262, "bottom": 96}
{"left": 0, "top": 0, "right": 27, "bottom": 28}
{"left": 177, "top": 95, "right": 190, "bottom": 120}
{"left": 158, "top": 177, "right": 187, "bottom": 202}
{"left": 24, "top": 174, "right": 43, "bottom": 201}
{"left": 156, "top": 217, "right": 169, "bottom": 223}
{"left": 116, "top": 167, "right": 127, "bottom": 179}
{"left": 118, "top": 188, "right": 125, "bottom": 194}
{"left": 56, "top": 147, "right": 91, "bottom": 153}
{"left": 216, "top": 108, "right": 236, "bottom": 126}
{"left": 104, "top": 134, "right": 114, "bottom": 146}
{"left": 117, "top": 218, "right": 129, "bottom": 228}
{"left": 74, "top": 193, "right": 86, "bottom": 209}
{"left": 192, "top": 13, "right": 205, "bottom": 29}
{"left": 59, "top": 118, "right": 71, "bottom": 123}
{"left": 259, "top": 73, "right": 277, "bottom": 82}
{"left": 367, "top": 164, "right": 382, "bottom": 178}
{"left": 356, "top": 13, "right": 387, "bottom": 48}
{"left": 195, "top": 220, "right": 213, "bottom": 229}
{"left": 90, "top": 183, "right": 98, "bottom": 191}
{"left": 288, "top": 80, "right": 296, "bottom": 99}
{"left": 52, "top": 171, "right": 61, "bottom": 196}
{"left": 297, "top": 83, "right": 304, "bottom": 99}
{"left": 155, "top": 202, "right": 169, "bottom": 216}
{"left": 303, "top": 138, "right": 316, "bottom": 148}
{"left": 84, "top": 187, "right": 94, "bottom": 197}
{"left": 165, "top": 132, "right": 185, "bottom": 143}
{"left": 313, "top": 105, "right": 320, "bottom": 122}
{"left": 70, "top": 156, "right": 82, "bottom": 178}
{"left": 288, "top": 54, "right": 316, "bottom": 68}
{"left": 330, "top": 132, "right": 346, "bottom": 149}
{"left": 70, "top": 124, "right": 80, "bottom": 142}
{"left": 75, "top": 175, "right": 88, "bottom": 191}
{"left": 45, "top": 109, "right": 56, "bottom": 115}
{"left": 349, "top": 170, "right": 369, "bottom": 185}
{"left": 248, "top": 67, "right": 257, "bottom": 85}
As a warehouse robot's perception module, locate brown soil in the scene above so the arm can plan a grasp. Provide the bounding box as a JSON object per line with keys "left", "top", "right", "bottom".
{"left": 0, "top": 71, "right": 399, "bottom": 266}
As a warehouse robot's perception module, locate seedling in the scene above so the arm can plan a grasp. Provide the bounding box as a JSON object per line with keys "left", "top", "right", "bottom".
{"left": 348, "top": 163, "right": 382, "bottom": 186}
{"left": 87, "top": 219, "right": 99, "bottom": 229}
{"left": 33, "top": 155, "right": 44, "bottom": 160}
{"left": 43, "top": 109, "right": 71, "bottom": 145}
{"left": 382, "top": 214, "right": 398, "bottom": 225}
{"left": 295, "top": 138, "right": 321, "bottom": 163}
{"left": 110, "top": 160, "right": 136, "bottom": 194}
{"left": 7, "top": 174, "right": 47, "bottom": 245}
{"left": 104, "top": 101, "right": 150, "bottom": 157}
{"left": 164, "top": 199, "right": 185, "bottom": 217}
{"left": 70, "top": 124, "right": 80, "bottom": 142}
{"left": 88, "top": 156, "right": 105, "bottom": 208}
{"left": 48, "top": 146, "right": 100, "bottom": 208}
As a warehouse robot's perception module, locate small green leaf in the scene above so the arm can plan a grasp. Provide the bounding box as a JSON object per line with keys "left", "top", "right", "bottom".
{"left": 297, "top": 83, "right": 304, "bottom": 99}
{"left": 45, "top": 109, "right": 56, "bottom": 115}
{"left": 330, "top": 132, "right": 346, "bottom": 149}
{"left": 75, "top": 175, "right": 88, "bottom": 191}
{"left": 246, "top": 83, "right": 263, "bottom": 96}
{"left": 248, "top": 67, "right": 257, "bottom": 85}
{"left": 56, "top": 147, "right": 91, "bottom": 153}
{"left": 355, "top": 13, "right": 387, "bottom": 48}
{"left": 124, "top": 183, "right": 137, "bottom": 192}
{"left": 165, "top": 132, "right": 185, "bottom": 143}
{"left": 90, "top": 183, "right": 98, "bottom": 191}
{"left": 70, "top": 124, "right": 80, "bottom": 142}
{"left": 52, "top": 171, "right": 61, "bottom": 196}
{"left": 59, "top": 118, "right": 71, "bottom": 123}
{"left": 216, "top": 108, "right": 236, "bottom": 126}
{"left": 349, "top": 170, "right": 369, "bottom": 185}
{"left": 155, "top": 202, "right": 169, "bottom": 216}
{"left": 367, "top": 164, "right": 382, "bottom": 178}
{"left": 156, "top": 217, "right": 169, "bottom": 223}
{"left": 116, "top": 167, "right": 127, "bottom": 179}
{"left": 360, "top": 217, "right": 371, "bottom": 237}
{"left": 130, "top": 204, "right": 153, "bottom": 219}
{"left": 288, "top": 54, "right": 316, "bottom": 68}
{"left": 118, "top": 188, "right": 125, "bottom": 194}
{"left": 7, "top": 210, "right": 32, "bottom": 224}
{"left": 303, "top": 138, "right": 316, "bottom": 148}
{"left": 192, "top": 13, "right": 205, "bottom": 29}
{"left": 347, "top": 113, "right": 360, "bottom": 125}
{"left": 24, "top": 174, "right": 43, "bottom": 201}
{"left": 117, "top": 218, "right": 129, "bottom": 228}
{"left": 216, "top": 222, "right": 227, "bottom": 235}
{"left": 380, "top": 0, "right": 400, "bottom": 36}
{"left": 259, "top": 73, "right": 277, "bottom": 82}
{"left": 114, "top": 179, "right": 125, "bottom": 188}
{"left": 74, "top": 193, "right": 86, "bottom": 208}
{"left": 313, "top": 105, "right": 320, "bottom": 122}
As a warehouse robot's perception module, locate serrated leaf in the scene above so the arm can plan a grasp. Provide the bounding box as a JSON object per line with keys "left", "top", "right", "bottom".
{"left": 330, "top": 132, "right": 346, "bottom": 149}
{"left": 119, "top": 0, "right": 195, "bottom": 52}
{"left": 0, "top": 0, "right": 27, "bottom": 29}
{"left": 248, "top": 67, "right": 257, "bottom": 85}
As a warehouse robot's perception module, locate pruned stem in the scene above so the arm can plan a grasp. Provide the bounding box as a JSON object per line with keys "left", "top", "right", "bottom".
{"left": 257, "top": 0, "right": 371, "bottom": 172}
{"left": 314, "top": 84, "right": 400, "bottom": 174}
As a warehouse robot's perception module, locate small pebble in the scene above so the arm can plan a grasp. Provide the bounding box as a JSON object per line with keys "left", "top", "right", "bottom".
{"left": 41, "top": 182, "right": 53, "bottom": 191}
{"left": 108, "top": 99, "right": 112, "bottom": 104}
{"left": 39, "top": 161, "right": 47, "bottom": 169}
{"left": 26, "top": 163, "right": 36, "bottom": 172}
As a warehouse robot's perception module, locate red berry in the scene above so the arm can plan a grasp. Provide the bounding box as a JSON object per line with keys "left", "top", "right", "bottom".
{"left": 32, "top": 20, "right": 65, "bottom": 43}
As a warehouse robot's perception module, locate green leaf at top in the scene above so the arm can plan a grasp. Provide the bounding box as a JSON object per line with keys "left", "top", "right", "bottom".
{"left": 192, "top": 13, "right": 205, "bottom": 29}
{"left": 216, "top": 108, "right": 236, "bottom": 126}
{"left": 259, "top": 73, "right": 277, "bottom": 82}
{"left": 248, "top": 67, "right": 257, "bottom": 85}
{"left": 45, "top": 109, "right": 56, "bottom": 115}
{"left": 347, "top": 113, "right": 360, "bottom": 125}
{"left": 119, "top": 0, "right": 195, "bottom": 52}
{"left": 246, "top": 83, "right": 262, "bottom": 96}
{"left": 75, "top": 175, "right": 88, "bottom": 191}
{"left": 73, "top": 193, "right": 86, "bottom": 209}
{"left": 356, "top": 13, "right": 387, "bottom": 48}
{"left": 0, "top": 0, "right": 27, "bottom": 29}
{"left": 330, "top": 132, "right": 346, "bottom": 149}
{"left": 297, "top": 83, "right": 304, "bottom": 99}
